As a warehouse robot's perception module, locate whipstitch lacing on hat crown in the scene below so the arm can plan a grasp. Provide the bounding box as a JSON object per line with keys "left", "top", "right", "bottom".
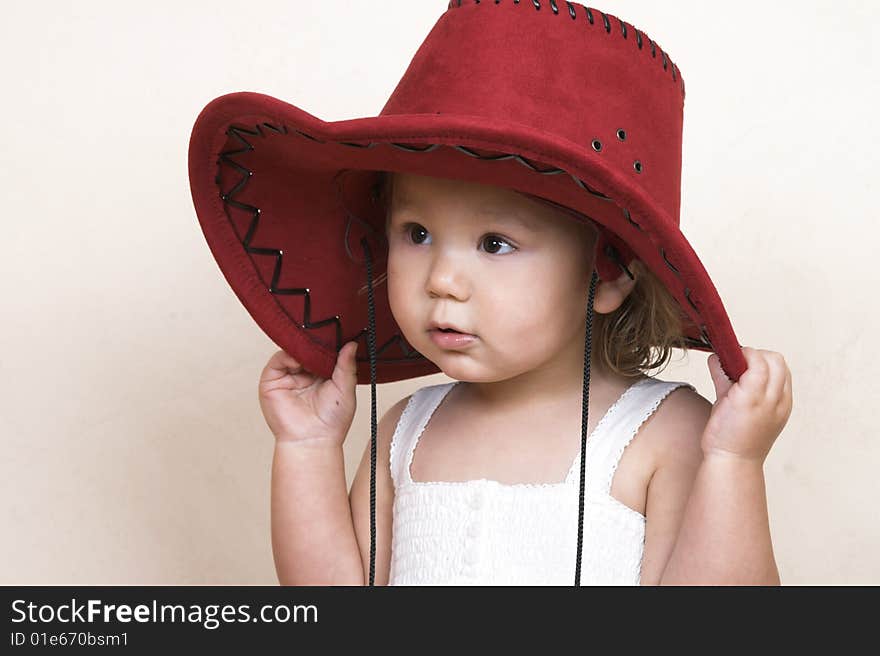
{"left": 448, "top": 1, "right": 684, "bottom": 98}
{"left": 216, "top": 122, "right": 713, "bottom": 362}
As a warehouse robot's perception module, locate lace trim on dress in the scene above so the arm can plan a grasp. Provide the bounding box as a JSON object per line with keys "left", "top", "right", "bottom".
{"left": 389, "top": 391, "right": 421, "bottom": 488}
{"left": 600, "top": 381, "right": 697, "bottom": 497}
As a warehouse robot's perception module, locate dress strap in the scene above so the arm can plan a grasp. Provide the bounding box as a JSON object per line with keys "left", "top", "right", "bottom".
{"left": 570, "top": 378, "right": 696, "bottom": 495}
{"left": 389, "top": 382, "right": 458, "bottom": 488}
{"left": 389, "top": 378, "right": 696, "bottom": 492}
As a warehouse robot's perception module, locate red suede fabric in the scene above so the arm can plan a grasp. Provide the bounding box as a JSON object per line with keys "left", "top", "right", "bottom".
{"left": 188, "top": 2, "right": 746, "bottom": 383}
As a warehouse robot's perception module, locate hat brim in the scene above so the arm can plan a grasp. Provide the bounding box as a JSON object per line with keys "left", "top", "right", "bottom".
{"left": 188, "top": 91, "right": 746, "bottom": 383}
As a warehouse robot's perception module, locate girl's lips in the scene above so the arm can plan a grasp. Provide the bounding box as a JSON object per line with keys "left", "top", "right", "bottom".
{"left": 428, "top": 329, "right": 478, "bottom": 349}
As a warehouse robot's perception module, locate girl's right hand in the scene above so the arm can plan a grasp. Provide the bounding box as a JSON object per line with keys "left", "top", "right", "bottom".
{"left": 258, "top": 341, "right": 360, "bottom": 445}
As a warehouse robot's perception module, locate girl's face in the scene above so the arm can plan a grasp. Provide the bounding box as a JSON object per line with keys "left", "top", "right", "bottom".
{"left": 386, "top": 172, "right": 600, "bottom": 384}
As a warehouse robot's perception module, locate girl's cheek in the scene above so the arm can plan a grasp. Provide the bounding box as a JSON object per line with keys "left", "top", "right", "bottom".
{"left": 386, "top": 253, "right": 410, "bottom": 295}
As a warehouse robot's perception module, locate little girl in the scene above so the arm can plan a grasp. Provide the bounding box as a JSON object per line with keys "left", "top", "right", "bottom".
{"left": 187, "top": 2, "right": 793, "bottom": 585}
{"left": 262, "top": 171, "right": 791, "bottom": 586}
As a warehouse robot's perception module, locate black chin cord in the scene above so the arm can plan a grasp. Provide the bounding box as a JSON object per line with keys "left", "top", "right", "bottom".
{"left": 361, "top": 232, "right": 599, "bottom": 587}
{"left": 361, "top": 238, "right": 378, "bottom": 587}
{"left": 575, "top": 269, "right": 599, "bottom": 586}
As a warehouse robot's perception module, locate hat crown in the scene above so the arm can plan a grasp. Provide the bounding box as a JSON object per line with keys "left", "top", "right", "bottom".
{"left": 380, "top": 1, "right": 685, "bottom": 223}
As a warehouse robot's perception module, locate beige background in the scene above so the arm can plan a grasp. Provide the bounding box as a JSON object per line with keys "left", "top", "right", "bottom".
{"left": 2, "top": 0, "right": 876, "bottom": 584}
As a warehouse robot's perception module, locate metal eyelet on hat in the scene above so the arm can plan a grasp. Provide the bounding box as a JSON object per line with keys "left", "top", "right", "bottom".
{"left": 633, "top": 160, "right": 642, "bottom": 173}
{"left": 592, "top": 139, "right": 602, "bottom": 152}
{"left": 617, "top": 129, "right": 626, "bottom": 141}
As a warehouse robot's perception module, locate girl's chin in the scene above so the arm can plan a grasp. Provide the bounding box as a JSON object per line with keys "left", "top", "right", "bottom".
{"left": 428, "top": 353, "right": 493, "bottom": 382}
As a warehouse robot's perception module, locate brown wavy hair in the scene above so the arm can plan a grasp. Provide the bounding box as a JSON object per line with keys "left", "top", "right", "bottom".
{"left": 373, "top": 171, "right": 690, "bottom": 379}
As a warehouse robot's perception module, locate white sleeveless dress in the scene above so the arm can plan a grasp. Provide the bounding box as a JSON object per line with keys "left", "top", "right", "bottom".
{"left": 387, "top": 376, "right": 696, "bottom": 586}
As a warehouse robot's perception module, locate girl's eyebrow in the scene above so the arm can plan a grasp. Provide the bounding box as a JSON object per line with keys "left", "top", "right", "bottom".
{"left": 392, "top": 195, "right": 539, "bottom": 231}
{"left": 391, "top": 193, "right": 416, "bottom": 208}
{"left": 477, "top": 206, "right": 540, "bottom": 231}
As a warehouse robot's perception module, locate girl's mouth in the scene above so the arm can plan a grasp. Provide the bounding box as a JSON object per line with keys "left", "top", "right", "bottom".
{"left": 429, "top": 328, "right": 478, "bottom": 349}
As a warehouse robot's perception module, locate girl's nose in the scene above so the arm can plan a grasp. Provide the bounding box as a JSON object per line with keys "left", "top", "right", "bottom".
{"left": 425, "top": 251, "right": 469, "bottom": 300}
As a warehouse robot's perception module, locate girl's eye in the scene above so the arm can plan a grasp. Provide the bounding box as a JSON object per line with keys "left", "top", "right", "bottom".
{"left": 481, "top": 235, "right": 515, "bottom": 255}
{"left": 406, "top": 224, "right": 430, "bottom": 245}
{"left": 402, "top": 223, "right": 516, "bottom": 255}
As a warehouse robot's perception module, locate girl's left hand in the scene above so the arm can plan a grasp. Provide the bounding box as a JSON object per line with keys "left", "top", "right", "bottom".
{"left": 703, "top": 346, "right": 793, "bottom": 464}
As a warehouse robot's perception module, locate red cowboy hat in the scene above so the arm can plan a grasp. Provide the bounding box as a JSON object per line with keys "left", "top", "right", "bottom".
{"left": 188, "top": 3, "right": 745, "bottom": 385}
{"left": 187, "top": 1, "right": 746, "bottom": 585}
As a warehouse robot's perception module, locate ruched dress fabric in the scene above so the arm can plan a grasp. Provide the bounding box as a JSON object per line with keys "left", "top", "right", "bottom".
{"left": 387, "top": 376, "right": 696, "bottom": 586}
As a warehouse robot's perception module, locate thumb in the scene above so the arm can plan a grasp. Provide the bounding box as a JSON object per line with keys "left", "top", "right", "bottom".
{"left": 331, "top": 341, "right": 359, "bottom": 389}
{"left": 707, "top": 352, "right": 734, "bottom": 401}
